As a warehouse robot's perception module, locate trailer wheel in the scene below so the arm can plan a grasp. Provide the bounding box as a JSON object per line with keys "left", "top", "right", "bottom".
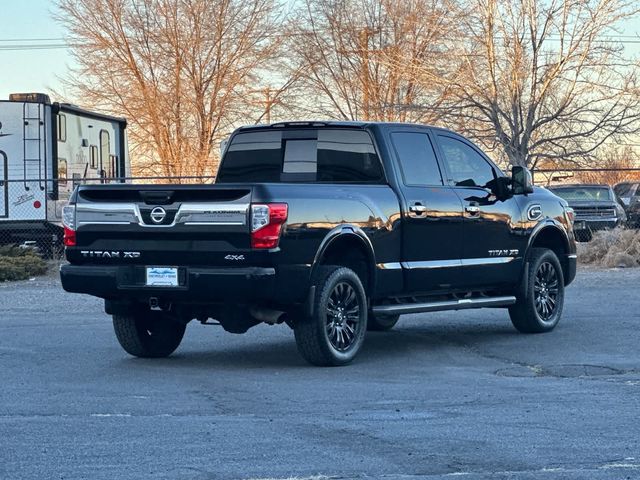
{"left": 112, "top": 311, "right": 186, "bottom": 358}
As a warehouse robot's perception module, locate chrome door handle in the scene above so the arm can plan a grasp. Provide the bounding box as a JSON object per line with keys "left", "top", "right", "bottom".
{"left": 409, "top": 205, "right": 428, "bottom": 213}
{"left": 465, "top": 205, "right": 480, "bottom": 214}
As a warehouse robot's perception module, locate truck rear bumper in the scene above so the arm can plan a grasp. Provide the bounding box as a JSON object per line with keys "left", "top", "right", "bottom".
{"left": 60, "top": 264, "right": 276, "bottom": 302}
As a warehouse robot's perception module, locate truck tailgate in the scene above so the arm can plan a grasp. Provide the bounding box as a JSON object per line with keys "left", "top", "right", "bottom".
{"left": 67, "top": 184, "right": 253, "bottom": 266}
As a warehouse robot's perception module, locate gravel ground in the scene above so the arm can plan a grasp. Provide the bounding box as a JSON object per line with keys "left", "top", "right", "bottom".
{"left": 1, "top": 267, "right": 639, "bottom": 480}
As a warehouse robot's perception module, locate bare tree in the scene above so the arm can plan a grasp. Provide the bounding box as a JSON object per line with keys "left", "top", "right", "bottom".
{"left": 286, "top": 0, "right": 459, "bottom": 122}
{"left": 574, "top": 145, "right": 640, "bottom": 185}
{"left": 56, "top": 0, "right": 284, "bottom": 178}
{"left": 437, "top": 0, "right": 640, "bottom": 169}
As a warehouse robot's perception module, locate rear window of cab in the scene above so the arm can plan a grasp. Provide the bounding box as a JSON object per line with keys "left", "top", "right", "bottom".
{"left": 217, "top": 129, "right": 385, "bottom": 184}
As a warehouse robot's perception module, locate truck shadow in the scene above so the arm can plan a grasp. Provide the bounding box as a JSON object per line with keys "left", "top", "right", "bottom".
{"left": 118, "top": 320, "right": 526, "bottom": 370}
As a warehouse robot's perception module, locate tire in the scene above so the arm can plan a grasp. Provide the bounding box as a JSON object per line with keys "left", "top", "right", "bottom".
{"left": 294, "top": 266, "right": 368, "bottom": 366}
{"left": 113, "top": 311, "right": 186, "bottom": 358}
{"left": 509, "top": 248, "right": 565, "bottom": 334}
{"left": 367, "top": 312, "right": 400, "bottom": 331}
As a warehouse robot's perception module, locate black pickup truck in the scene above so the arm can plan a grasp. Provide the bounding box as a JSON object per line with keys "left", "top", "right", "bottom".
{"left": 60, "top": 122, "right": 577, "bottom": 366}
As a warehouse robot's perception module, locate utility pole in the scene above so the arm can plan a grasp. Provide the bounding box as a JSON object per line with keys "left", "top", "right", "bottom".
{"left": 247, "top": 87, "right": 280, "bottom": 124}
{"left": 264, "top": 87, "right": 274, "bottom": 124}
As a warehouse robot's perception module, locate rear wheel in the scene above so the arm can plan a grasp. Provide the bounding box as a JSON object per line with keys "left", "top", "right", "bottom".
{"left": 367, "top": 312, "right": 400, "bottom": 331}
{"left": 113, "top": 311, "right": 186, "bottom": 358}
{"left": 294, "top": 266, "right": 368, "bottom": 366}
{"left": 509, "top": 248, "right": 565, "bottom": 333}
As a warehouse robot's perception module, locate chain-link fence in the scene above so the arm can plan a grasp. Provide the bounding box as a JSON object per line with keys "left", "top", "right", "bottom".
{"left": 532, "top": 167, "right": 640, "bottom": 186}
{"left": 0, "top": 175, "right": 216, "bottom": 258}
{"left": 1, "top": 170, "right": 639, "bottom": 255}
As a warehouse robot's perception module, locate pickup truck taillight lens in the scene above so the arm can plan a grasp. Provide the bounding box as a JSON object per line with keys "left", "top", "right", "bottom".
{"left": 564, "top": 207, "right": 575, "bottom": 225}
{"left": 62, "top": 204, "right": 76, "bottom": 247}
{"left": 251, "top": 203, "right": 288, "bottom": 249}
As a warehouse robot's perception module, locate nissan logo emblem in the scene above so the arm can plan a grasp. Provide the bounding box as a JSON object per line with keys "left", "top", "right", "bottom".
{"left": 150, "top": 206, "right": 167, "bottom": 224}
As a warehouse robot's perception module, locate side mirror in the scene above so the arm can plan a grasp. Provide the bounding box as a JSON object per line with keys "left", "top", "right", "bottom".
{"left": 512, "top": 166, "right": 534, "bottom": 195}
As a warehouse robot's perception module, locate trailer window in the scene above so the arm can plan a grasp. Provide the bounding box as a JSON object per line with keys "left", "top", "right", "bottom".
{"left": 109, "top": 155, "right": 118, "bottom": 178}
{"left": 90, "top": 145, "right": 98, "bottom": 169}
{"left": 100, "top": 130, "right": 110, "bottom": 174}
{"left": 58, "top": 158, "right": 67, "bottom": 185}
{"left": 57, "top": 115, "right": 66, "bottom": 142}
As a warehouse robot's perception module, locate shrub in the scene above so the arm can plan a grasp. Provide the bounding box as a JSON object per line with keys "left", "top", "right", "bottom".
{"left": 0, "top": 245, "right": 48, "bottom": 281}
{"left": 578, "top": 228, "right": 640, "bottom": 268}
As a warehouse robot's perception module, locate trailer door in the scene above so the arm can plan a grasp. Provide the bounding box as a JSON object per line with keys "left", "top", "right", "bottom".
{"left": 0, "top": 151, "right": 7, "bottom": 218}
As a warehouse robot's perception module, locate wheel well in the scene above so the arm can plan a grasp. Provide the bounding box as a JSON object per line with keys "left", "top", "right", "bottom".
{"left": 530, "top": 226, "right": 569, "bottom": 278}
{"left": 316, "top": 235, "right": 374, "bottom": 293}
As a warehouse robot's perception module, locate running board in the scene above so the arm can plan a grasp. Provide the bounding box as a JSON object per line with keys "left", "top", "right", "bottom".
{"left": 371, "top": 296, "right": 516, "bottom": 316}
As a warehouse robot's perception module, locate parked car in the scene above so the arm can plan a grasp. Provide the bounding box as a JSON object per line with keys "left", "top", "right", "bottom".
{"left": 613, "top": 182, "right": 639, "bottom": 207}
{"left": 60, "top": 121, "right": 577, "bottom": 366}
{"left": 548, "top": 184, "right": 626, "bottom": 241}
{"left": 614, "top": 182, "right": 640, "bottom": 228}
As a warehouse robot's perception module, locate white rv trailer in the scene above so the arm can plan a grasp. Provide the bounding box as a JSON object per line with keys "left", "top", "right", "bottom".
{"left": 0, "top": 93, "right": 129, "bottom": 252}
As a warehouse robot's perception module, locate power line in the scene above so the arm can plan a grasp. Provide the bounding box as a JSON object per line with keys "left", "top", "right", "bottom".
{"left": 0, "top": 29, "right": 639, "bottom": 52}
{"left": 0, "top": 37, "right": 66, "bottom": 42}
{"left": 0, "top": 31, "right": 639, "bottom": 44}
{"left": 0, "top": 44, "right": 68, "bottom": 51}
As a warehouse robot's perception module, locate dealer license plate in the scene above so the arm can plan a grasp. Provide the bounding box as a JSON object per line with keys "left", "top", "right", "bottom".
{"left": 146, "top": 267, "right": 179, "bottom": 287}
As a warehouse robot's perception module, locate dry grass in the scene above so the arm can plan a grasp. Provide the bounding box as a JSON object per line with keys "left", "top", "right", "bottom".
{"left": 578, "top": 228, "right": 640, "bottom": 268}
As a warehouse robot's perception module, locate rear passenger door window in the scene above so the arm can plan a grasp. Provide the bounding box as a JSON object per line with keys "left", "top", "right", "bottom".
{"left": 390, "top": 132, "right": 443, "bottom": 186}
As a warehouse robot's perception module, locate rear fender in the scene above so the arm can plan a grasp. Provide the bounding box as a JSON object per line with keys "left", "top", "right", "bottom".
{"left": 310, "top": 224, "right": 376, "bottom": 292}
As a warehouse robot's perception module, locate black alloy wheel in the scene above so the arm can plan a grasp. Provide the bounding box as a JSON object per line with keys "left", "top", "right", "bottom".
{"left": 509, "top": 248, "right": 565, "bottom": 333}
{"left": 534, "top": 261, "right": 560, "bottom": 322}
{"left": 294, "top": 266, "right": 368, "bottom": 366}
{"left": 325, "top": 282, "right": 361, "bottom": 351}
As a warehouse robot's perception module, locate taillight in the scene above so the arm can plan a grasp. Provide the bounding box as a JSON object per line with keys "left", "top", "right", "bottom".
{"left": 251, "top": 203, "right": 288, "bottom": 249}
{"left": 564, "top": 207, "right": 575, "bottom": 226}
{"left": 62, "top": 204, "right": 76, "bottom": 247}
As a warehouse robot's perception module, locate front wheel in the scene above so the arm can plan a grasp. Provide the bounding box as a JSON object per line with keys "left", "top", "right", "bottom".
{"left": 294, "top": 266, "right": 368, "bottom": 366}
{"left": 509, "top": 248, "right": 565, "bottom": 333}
{"left": 113, "top": 311, "right": 186, "bottom": 358}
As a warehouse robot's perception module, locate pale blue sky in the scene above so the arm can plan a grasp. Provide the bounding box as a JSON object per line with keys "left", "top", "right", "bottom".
{"left": 0, "top": 0, "right": 639, "bottom": 102}
{"left": 0, "top": 0, "right": 72, "bottom": 99}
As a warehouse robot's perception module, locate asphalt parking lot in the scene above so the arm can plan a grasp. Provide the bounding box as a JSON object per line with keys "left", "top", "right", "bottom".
{"left": 1, "top": 267, "right": 640, "bottom": 480}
